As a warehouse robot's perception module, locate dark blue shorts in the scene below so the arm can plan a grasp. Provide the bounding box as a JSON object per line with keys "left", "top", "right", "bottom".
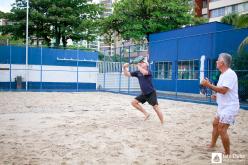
{"left": 135, "top": 91, "right": 158, "bottom": 106}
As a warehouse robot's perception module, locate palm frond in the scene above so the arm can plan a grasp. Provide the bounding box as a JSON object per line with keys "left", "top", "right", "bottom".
{"left": 238, "top": 36, "right": 248, "bottom": 54}
{"left": 236, "top": 13, "right": 248, "bottom": 28}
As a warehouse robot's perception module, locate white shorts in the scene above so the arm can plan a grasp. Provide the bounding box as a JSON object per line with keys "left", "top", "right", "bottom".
{"left": 216, "top": 113, "right": 236, "bottom": 125}
{"left": 216, "top": 104, "right": 239, "bottom": 125}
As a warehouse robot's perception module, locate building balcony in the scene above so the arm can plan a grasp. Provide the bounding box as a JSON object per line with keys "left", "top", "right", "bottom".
{"left": 202, "top": 8, "right": 208, "bottom": 15}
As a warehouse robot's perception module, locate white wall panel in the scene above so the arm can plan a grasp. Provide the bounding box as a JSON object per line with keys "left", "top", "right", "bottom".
{"left": 78, "top": 72, "right": 97, "bottom": 83}
{"left": 0, "top": 64, "right": 10, "bottom": 82}
{"left": 0, "top": 70, "right": 10, "bottom": 82}
{"left": 42, "top": 71, "right": 77, "bottom": 82}
{"left": 97, "top": 73, "right": 140, "bottom": 90}
{"left": 0, "top": 64, "right": 98, "bottom": 83}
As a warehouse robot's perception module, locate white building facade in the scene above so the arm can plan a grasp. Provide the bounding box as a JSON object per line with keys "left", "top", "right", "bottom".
{"left": 195, "top": 0, "right": 248, "bottom": 22}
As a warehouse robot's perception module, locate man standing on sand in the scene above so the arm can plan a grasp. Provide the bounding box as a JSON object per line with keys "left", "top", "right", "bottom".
{"left": 123, "top": 56, "right": 164, "bottom": 124}
{"left": 201, "top": 53, "right": 240, "bottom": 155}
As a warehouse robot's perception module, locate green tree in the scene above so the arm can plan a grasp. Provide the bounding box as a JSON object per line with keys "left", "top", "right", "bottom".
{"left": 221, "top": 13, "right": 248, "bottom": 53}
{"left": 105, "top": 0, "right": 193, "bottom": 42}
{"left": 222, "top": 13, "right": 248, "bottom": 100}
{"left": 232, "top": 51, "right": 248, "bottom": 101}
{"left": 99, "top": 16, "right": 114, "bottom": 47}
{"left": 233, "top": 14, "right": 248, "bottom": 101}
{"left": 1, "top": 0, "right": 102, "bottom": 47}
{"left": 190, "top": 16, "right": 208, "bottom": 26}
{"left": 220, "top": 13, "right": 239, "bottom": 26}
{"left": 0, "top": 11, "right": 5, "bottom": 18}
{"left": 235, "top": 14, "right": 248, "bottom": 53}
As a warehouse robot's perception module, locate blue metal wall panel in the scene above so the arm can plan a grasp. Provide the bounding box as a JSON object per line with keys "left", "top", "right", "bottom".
{"left": 153, "top": 80, "right": 200, "bottom": 94}
{"left": 0, "top": 46, "right": 98, "bottom": 67}
{"left": 176, "top": 80, "right": 199, "bottom": 93}
{"left": 31, "top": 82, "right": 96, "bottom": 90}
{"left": 214, "top": 28, "right": 248, "bottom": 56}
{"left": 178, "top": 34, "right": 212, "bottom": 59}
{"left": 29, "top": 47, "right": 42, "bottom": 65}
{"left": 153, "top": 80, "right": 176, "bottom": 91}
{"left": 11, "top": 46, "right": 26, "bottom": 64}
{"left": 0, "top": 82, "right": 12, "bottom": 89}
{"left": 215, "top": 22, "right": 234, "bottom": 31}
{"left": 149, "top": 22, "right": 232, "bottom": 42}
{"left": 0, "top": 82, "right": 96, "bottom": 90}
{"left": 149, "top": 40, "right": 177, "bottom": 61}
{"left": 149, "top": 22, "right": 248, "bottom": 94}
{"left": 0, "top": 46, "right": 11, "bottom": 63}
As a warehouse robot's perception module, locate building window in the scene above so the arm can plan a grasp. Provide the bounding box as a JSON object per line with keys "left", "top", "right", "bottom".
{"left": 232, "top": 5, "right": 238, "bottom": 13}
{"left": 203, "top": 0, "right": 208, "bottom": 8}
{"left": 154, "top": 61, "right": 172, "bottom": 79}
{"left": 244, "top": 2, "right": 248, "bottom": 11}
{"left": 237, "top": 2, "right": 248, "bottom": 13}
{"left": 177, "top": 60, "right": 199, "bottom": 80}
{"left": 211, "top": 7, "right": 225, "bottom": 18}
{"left": 211, "top": 2, "right": 248, "bottom": 18}
{"left": 225, "top": 6, "right": 232, "bottom": 15}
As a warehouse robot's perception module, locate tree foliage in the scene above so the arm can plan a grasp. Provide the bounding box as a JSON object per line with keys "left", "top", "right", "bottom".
{"left": 220, "top": 13, "right": 239, "bottom": 26}
{"left": 0, "top": 11, "right": 5, "bottom": 18}
{"left": 232, "top": 51, "right": 248, "bottom": 101}
{"left": 221, "top": 13, "right": 248, "bottom": 53}
{"left": 102, "top": 0, "right": 194, "bottom": 42}
{"left": 235, "top": 14, "right": 248, "bottom": 53}
{"left": 190, "top": 16, "right": 208, "bottom": 26}
{"left": 222, "top": 13, "right": 248, "bottom": 100}
{"left": 1, "top": 0, "right": 103, "bottom": 47}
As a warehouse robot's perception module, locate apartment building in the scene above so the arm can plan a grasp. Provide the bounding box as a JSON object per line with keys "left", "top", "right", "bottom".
{"left": 99, "top": 0, "right": 118, "bottom": 17}
{"left": 195, "top": 0, "right": 248, "bottom": 22}
{"left": 83, "top": 0, "right": 117, "bottom": 52}
{"left": 0, "top": 19, "right": 8, "bottom": 26}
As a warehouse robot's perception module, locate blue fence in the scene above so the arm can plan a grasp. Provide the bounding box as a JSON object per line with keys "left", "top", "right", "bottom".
{"left": 1, "top": 23, "right": 248, "bottom": 109}
{"left": 0, "top": 45, "right": 98, "bottom": 91}
{"left": 98, "top": 24, "right": 248, "bottom": 109}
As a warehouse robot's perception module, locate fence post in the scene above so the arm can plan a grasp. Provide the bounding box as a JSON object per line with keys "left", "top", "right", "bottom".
{"left": 77, "top": 48, "right": 79, "bottom": 92}
{"left": 119, "top": 47, "right": 122, "bottom": 93}
{"left": 40, "top": 45, "right": 43, "bottom": 91}
{"left": 175, "top": 39, "right": 179, "bottom": 97}
{"left": 103, "top": 50, "right": 106, "bottom": 90}
{"left": 9, "top": 45, "right": 12, "bottom": 90}
{"left": 128, "top": 46, "right": 131, "bottom": 94}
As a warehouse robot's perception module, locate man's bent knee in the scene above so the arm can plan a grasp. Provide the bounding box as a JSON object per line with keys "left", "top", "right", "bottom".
{"left": 213, "top": 118, "right": 219, "bottom": 127}
{"left": 152, "top": 104, "right": 159, "bottom": 110}
{"left": 131, "top": 100, "right": 139, "bottom": 106}
{"left": 218, "top": 123, "right": 229, "bottom": 135}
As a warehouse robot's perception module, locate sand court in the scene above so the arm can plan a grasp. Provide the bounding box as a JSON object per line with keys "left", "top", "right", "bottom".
{"left": 0, "top": 92, "right": 247, "bottom": 164}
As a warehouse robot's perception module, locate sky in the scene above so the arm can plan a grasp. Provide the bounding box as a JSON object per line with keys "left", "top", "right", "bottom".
{"left": 0, "top": 0, "right": 101, "bottom": 13}
{"left": 0, "top": 0, "right": 15, "bottom": 13}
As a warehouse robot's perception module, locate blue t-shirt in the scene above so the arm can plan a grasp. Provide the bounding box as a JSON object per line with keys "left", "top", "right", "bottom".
{"left": 131, "top": 70, "right": 155, "bottom": 95}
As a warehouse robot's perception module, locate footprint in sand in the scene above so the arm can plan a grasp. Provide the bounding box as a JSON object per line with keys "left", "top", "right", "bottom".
{"left": 0, "top": 134, "right": 6, "bottom": 137}
{"left": 240, "top": 140, "right": 246, "bottom": 143}
{"left": 145, "top": 137, "right": 151, "bottom": 142}
{"left": 23, "top": 130, "right": 30, "bottom": 133}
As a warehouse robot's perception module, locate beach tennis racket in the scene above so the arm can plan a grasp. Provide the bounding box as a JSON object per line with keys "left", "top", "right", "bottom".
{"left": 200, "top": 79, "right": 213, "bottom": 96}
{"left": 199, "top": 85, "right": 208, "bottom": 95}
{"left": 130, "top": 56, "right": 145, "bottom": 64}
